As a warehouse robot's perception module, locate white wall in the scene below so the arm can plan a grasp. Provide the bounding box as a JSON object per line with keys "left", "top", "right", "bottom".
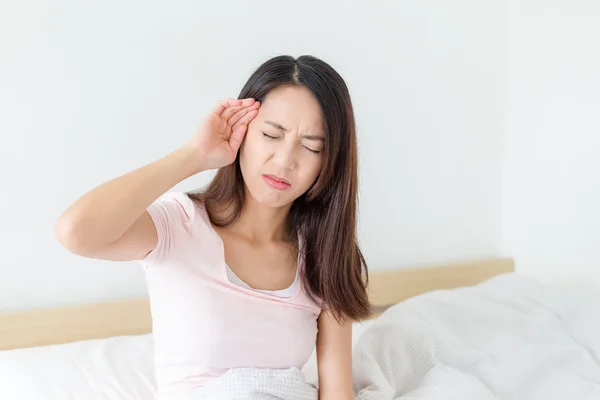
{"left": 0, "top": 1, "right": 506, "bottom": 311}
{"left": 504, "top": 0, "right": 600, "bottom": 285}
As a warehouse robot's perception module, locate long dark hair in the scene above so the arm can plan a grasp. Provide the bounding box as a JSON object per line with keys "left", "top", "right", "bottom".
{"left": 189, "top": 55, "right": 371, "bottom": 321}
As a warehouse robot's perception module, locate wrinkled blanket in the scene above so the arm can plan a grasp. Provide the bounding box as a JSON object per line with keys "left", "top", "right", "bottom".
{"left": 185, "top": 367, "right": 317, "bottom": 400}
{"left": 352, "top": 273, "right": 600, "bottom": 400}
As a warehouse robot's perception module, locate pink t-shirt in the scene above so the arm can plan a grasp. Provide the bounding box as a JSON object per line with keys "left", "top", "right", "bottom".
{"left": 140, "top": 192, "right": 322, "bottom": 399}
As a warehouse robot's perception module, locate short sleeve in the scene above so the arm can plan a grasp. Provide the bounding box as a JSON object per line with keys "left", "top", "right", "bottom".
{"left": 141, "top": 192, "right": 197, "bottom": 265}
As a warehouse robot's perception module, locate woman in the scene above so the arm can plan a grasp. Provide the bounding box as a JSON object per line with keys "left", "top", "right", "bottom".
{"left": 56, "top": 54, "right": 371, "bottom": 399}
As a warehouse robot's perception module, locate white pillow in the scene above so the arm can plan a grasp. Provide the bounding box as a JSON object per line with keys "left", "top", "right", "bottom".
{"left": 0, "top": 334, "right": 156, "bottom": 400}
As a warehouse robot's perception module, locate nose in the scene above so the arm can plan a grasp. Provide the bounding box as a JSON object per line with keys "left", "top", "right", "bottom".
{"left": 272, "top": 142, "right": 296, "bottom": 170}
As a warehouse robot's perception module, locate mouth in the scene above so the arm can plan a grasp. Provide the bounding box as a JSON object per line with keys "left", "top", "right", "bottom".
{"left": 262, "top": 174, "right": 291, "bottom": 190}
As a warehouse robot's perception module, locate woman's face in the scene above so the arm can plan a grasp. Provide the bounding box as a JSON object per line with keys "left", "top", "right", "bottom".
{"left": 239, "top": 85, "right": 325, "bottom": 208}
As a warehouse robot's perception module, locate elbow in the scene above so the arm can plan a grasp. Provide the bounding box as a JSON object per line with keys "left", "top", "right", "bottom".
{"left": 54, "top": 214, "right": 91, "bottom": 256}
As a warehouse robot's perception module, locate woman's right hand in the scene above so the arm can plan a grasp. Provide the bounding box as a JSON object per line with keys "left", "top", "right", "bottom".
{"left": 187, "top": 98, "right": 261, "bottom": 171}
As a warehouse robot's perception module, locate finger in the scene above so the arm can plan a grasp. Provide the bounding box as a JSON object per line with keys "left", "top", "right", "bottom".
{"left": 231, "top": 109, "right": 259, "bottom": 136}
{"left": 239, "top": 97, "right": 256, "bottom": 107}
{"left": 221, "top": 98, "right": 257, "bottom": 121}
{"left": 229, "top": 124, "right": 248, "bottom": 153}
{"left": 227, "top": 101, "right": 260, "bottom": 127}
{"left": 221, "top": 104, "right": 244, "bottom": 121}
{"left": 210, "top": 98, "right": 242, "bottom": 116}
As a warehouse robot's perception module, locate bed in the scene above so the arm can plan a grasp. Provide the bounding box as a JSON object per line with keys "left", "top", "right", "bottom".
{"left": 1, "top": 258, "right": 599, "bottom": 399}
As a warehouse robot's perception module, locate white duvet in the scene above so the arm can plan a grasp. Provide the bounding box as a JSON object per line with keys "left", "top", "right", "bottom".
{"left": 1, "top": 273, "right": 599, "bottom": 399}
{"left": 353, "top": 273, "right": 600, "bottom": 399}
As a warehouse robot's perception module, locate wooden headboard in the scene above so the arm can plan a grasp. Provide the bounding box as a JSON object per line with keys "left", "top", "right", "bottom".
{"left": 0, "top": 257, "right": 514, "bottom": 351}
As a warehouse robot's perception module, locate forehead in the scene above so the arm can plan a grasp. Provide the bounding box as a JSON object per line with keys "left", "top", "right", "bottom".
{"left": 259, "top": 86, "right": 324, "bottom": 134}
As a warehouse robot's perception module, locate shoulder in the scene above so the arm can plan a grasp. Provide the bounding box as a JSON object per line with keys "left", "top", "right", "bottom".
{"left": 145, "top": 191, "right": 212, "bottom": 244}
{"left": 142, "top": 192, "right": 211, "bottom": 265}
{"left": 148, "top": 192, "right": 207, "bottom": 225}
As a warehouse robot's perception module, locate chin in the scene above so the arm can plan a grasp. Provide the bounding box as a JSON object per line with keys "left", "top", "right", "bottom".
{"left": 245, "top": 183, "right": 296, "bottom": 209}
{"left": 252, "top": 191, "right": 293, "bottom": 208}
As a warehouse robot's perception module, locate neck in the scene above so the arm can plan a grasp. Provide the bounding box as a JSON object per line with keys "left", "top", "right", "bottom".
{"left": 230, "top": 192, "right": 292, "bottom": 243}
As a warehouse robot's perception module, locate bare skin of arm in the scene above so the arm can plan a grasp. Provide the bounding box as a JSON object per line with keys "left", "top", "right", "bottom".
{"left": 55, "top": 98, "right": 259, "bottom": 261}
{"left": 316, "top": 309, "right": 354, "bottom": 399}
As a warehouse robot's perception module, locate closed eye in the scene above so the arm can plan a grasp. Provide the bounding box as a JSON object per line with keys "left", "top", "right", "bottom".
{"left": 262, "top": 131, "right": 278, "bottom": 140}
{"left": 263, "top": 131, "right": 321, "bottom": 154}
{"left": 304, "top": 146, "right": 321, "bottom": 154}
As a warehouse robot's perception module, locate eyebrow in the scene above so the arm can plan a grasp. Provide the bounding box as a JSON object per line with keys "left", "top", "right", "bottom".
{"left": 265, "top": 120, "right": 288, "bottom": 132}
{"left": 264, "top": 120, "right": 325, "bottom": 141}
